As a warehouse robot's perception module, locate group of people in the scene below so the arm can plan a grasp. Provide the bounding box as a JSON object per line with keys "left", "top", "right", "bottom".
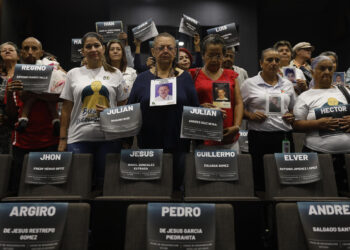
{"left": 0, "top": 29, "right": 350, "bottom": 194}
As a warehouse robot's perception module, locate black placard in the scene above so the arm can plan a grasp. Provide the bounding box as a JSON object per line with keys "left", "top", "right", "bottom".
{"left": 315, "top": 104, "right": 350, "bottom": 137}
{"left": 0, "top": 202, "right": 68, "bottom": 250}
{"left": 238, "top": 130, "right": 249, "bottom": 153}
{"left": 25, "top": 152, "right": 73, "bottom": 185}
{"left": 100, "top": 103, "right": 142, "bottom": 140}
{"left": 13, "top": 64, "right": 53, "bottom": 93}
{"left": 120, "top": 149, "right": 162, "bottom": 180}
{"left": 178, "top": 14, "right": 200, "bottom": 37}
{"left": 207, "top": 23, "right": 239, "bottom": 47}
{"left": 180, "top": 106, "right": 223, "bottom": 141}
{"left": 95, "top": 21, "right": 123, "bottom": 42}
{"left": 275, "top": 153, "right": 321, "bottom": 185}
{"left": 298, "top": 202, "right": 350, "bottom": 250}
{"left": 195, "top": 150, "right": 238, "bottom": 181}
{"left": 147, "top": 203, "right": 215, "bottom": 250}
{"left": 71, "top": 38, "right": 82, "bottom": 63}
{"left": 132, "top": 18, "right": 159, "bottom": 42}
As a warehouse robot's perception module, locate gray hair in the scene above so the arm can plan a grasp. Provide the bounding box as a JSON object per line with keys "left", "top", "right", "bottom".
{"left": 202, "top": 34, "right": 226, "bottom": 56}
{"left": 311, "top": 55, "right": 332, "bottom": 70}
{"left": 260, "top": 48, "right": 278, "bottom": 62}
{"left": 319, "top": 51, "right": 338, "bottom": 66}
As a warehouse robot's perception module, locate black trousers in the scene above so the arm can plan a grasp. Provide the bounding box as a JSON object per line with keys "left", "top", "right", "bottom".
{"left": 248, "top": 130, "right": 294, "bottom": 191}
{"left": 10, "top": 144, "right": 58, "bottom": 194}
{"left": 302, "top": 146, "right": 348, "bottom": 193}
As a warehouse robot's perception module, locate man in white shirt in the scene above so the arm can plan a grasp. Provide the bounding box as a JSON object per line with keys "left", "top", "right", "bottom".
{"left": 155, "top": 84, "right": 172, "bottom": 101}
{"left": 222, "top": 46, "right": 248, "bottom": 86}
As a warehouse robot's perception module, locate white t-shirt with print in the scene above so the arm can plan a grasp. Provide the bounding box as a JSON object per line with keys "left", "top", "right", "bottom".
{"left": 122, "top": 66, "right": 137, "bottom": 94}
{"left": 293, "top": 87, "right": 350, "bottom": 153}
{"left": 241, "top": 72, "right": 296, "bottom": 131}
{"left": 60, "top": 66, "right": 128, "bottom": 144}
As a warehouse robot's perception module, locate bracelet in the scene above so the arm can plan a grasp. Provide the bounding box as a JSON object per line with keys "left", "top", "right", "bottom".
{"left": 59, "top": 137, "right": 67, "bottom": 140}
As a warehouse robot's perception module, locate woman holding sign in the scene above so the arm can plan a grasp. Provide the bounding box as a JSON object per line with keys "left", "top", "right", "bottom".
{"left": 59, "top": 32, "right": 128, "bottom": 191}
{"left": 105, "top": 39, "right": 137, "bottom": 94}
{"left": 294, "top": 55, "right": 350, "bottom": 192}
{"left": 240, "top": 48, "right": 296, "bottom": 190}
{"left": 189, "top": 34, "right": 243, "bottom": 151}
{"left": 127, "top": 32, "right": 199, "bottom": 190}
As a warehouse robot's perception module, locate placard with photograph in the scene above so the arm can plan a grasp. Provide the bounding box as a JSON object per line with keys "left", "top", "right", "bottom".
{"left": 282, "top": 67, "right": 297, "bottom": 84}
{"left": 120, "top": 149, "right": 162, "bottom": 180}
{"left": 13, "top": 64, "right": 53, "bottom": 93}
{"left": 132, "top": 18, "right": 159, "bottom": 42}
{"left": 180, "top": 106, "right": 223, "bottom": 141}
{"left": 100, "top": 103, "right": 142, "bottom": 139}
{"left": 332, "top": 72, "right": 345, "bottom": 86}
{"left": 207, "top": 22, "right": 239, "bottom": 47}
{"left": 150, "top": 77, "right": 177, "bottom": 106}
{"left": 212, "top": 82, "right": 231, "bottom": 109}
{"left": 266, "top": 94, "right": 284, "bottom": 115}
{"left": 314, "top": 103, "right": 350, "bottom": 137}
{"left": 25, "top": 152, "right": 73, "bottom": 185}
{"left": 147, "top": 203, "right": 215, "bottom": 250}
{"left": 298, "top": 201, "right": 350, "bottom": 250}
{"left": 275, "top": 153, "right": 321, "bottom": 185}
{"left": 95, "top": 20, "right": 123, "bottom": 42}
{"left": 195, "top": 150, "right": 238, "bottom": 181}
{"left": 178, "top": 14, "right": 200, "bottom": 37}
{"left": 71, "top": 38, "right": 83, "bottom": 63}
{"left": 0, "top": 202, "right": 68, "bottom": 250}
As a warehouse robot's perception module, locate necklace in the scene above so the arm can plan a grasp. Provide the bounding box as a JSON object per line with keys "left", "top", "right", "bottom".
{"left": 203, "top": 67, "right": 223, "bottom": 81}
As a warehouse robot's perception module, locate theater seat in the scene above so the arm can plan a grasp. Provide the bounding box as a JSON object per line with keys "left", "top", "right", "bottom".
{"left": 344, "top": 154, "right": 350, "bottom": 196}
{"left": 96, "top": 153, "right": 173, "bottom": 201}
{"left": 0, "top": 154, "right": 12, "bottom": 198}
{"left": 124, "top": 203, "right": 235, "bottom": 250}
{"left": 264, "top": 154, "right": 348, "bottom": 201}
{"left": 3, "top": 154, "right": 92, "bottom": 201}
{"left": 275, "top": 203, "right": 308, "bottom": 250}
{"left": 184, "top": 153, "right": 259, "bottom": 201}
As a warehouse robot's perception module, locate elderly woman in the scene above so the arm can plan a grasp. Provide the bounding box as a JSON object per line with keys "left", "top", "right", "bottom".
{"left": 127, "top": 32, "right": 199, "bottom": 190}
{"left": 241, "top": 48, "right": 296, "bottom": 190}
{"left": 189, "top": 34, "right": 243, "bottom": 151}
{"left": 59, "top": 32, "right": 128, "bottom": 190}
{"left": 105, "top": 39, "right": 137, "bottom": 94}
{"left": 273, "top": 40, "right": 307, "bottom": 95}
{"left": 294, "top": 55, "right": 350, "bottom": 192}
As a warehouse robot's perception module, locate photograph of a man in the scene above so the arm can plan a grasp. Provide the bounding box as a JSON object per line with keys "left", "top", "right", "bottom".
{"left": 269, "top": 96, "right": 282, "bottom": 113}
{"left": 215, "top": 88, "right": 229, "bottom": 101}
{"left": 212, "top": 82, "right": 231, "bottom": 108}
{"left": 155, "top": 83, "right": 172, "bottom": 101}
{"left": 283, "top": 67, "right": 296, "bottom": 83}
{"left": 332, "top": 72, "right": 345, "bottom": 86}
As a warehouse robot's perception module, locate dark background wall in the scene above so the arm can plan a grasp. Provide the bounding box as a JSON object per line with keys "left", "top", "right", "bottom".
{"left": 1, "top": 0, "right": 349, "bottom": 74}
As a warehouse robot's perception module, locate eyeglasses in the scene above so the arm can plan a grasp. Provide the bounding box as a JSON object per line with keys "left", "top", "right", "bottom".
{"left": 206, "top": 54, "right": 223, "bottom": 60}
{"left": 84, "top": 44, "right": 102, "bottom": 50}
{"left": 154, "top": 45, "right": 175, "bottom": 52}
{"left": 265, "top": 57, "right": 280, "bottom": 63}
{"left": 318, "top": 66, "right": 333, "bottom": 72}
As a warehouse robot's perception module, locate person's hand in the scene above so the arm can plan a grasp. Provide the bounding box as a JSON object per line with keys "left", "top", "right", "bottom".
{"left": 118, "top": 32, "right": 128, "bottom": 45}
{"left": 146, "top": 57, "right": 155, "bottom": 68}
{"left": 7, "top": 80, "right": 23, "bottom": 92}
{"left": 223, "top": 125, "right": 239, "bottom": 143}
{"left": 248, "top": 111, "right": 267, "bottom": 122}
{"left": 317, "top": 117, "right": 339, "bottom": 131}
{"left": 200, "top": 103, "right": 227, "bottom": 119}
{"left": 282, "top": 112, "right": 295, "bottom": 124}
{"left": 58, "top": 139, "right": 67, "bottom": 152}
{"left": 193, "top": 33, "right": 200, "bottom": 52}
{"left": 339, "top": 115, "right": 350, "bottom": 132}
{"left": 96, "top": 104, "right": 108, "bottom": 113}
{"left": 296, "top": 79, "right": 308, "bottom": 91}
{"left": 134, "top": 38, "right": 141, "bottom": 47}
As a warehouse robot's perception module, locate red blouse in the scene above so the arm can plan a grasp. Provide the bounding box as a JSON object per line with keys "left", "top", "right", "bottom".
{"left": 189, "top": 68, "right": 239, "bottom": 146}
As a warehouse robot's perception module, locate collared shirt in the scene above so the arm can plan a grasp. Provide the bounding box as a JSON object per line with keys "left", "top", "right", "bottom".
{"left": 233, "top": 65, "right": 249, "bottom": 86}
{"left": 241, "top": 72, "right": 296, "bottom": 131}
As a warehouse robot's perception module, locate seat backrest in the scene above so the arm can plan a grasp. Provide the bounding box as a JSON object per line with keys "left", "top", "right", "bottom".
{"left": 0, "top": 155, "right": 12, "bottom": 198}
{"left": 18, "top": 154, "right": 93, "bottom": 199}
{"left": 344, "top": 154, "right": 350, "bottom": 193}
{"left": 264, "top": 154, "right": 338, "bottom": 199}
{"left": 276, "top": 203, "right": 308, "bottom": 250}
{"left": 184, "top": 153, "right": 255, "bottom": 199}
{"left": 103, "top": 153, "right": 173, "bottom": 198}
{"left": 124, "top": 203, "right": 235, "bottom": 250}
{"left": 61, "top": 203, "right": 90, "bottom": 250}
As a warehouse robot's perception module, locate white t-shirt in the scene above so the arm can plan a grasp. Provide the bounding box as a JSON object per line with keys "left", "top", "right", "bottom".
{"left": 293, "top": 87, "right": 350, "bottom": 153}
{"left": 60, "top": 66, "right": 128, "bottom": 144}
{"left": 241, "top": 72, "right": 296, "bottom": 131}
{"left": 122, "top": 66, "right": 137, "bottom": 94}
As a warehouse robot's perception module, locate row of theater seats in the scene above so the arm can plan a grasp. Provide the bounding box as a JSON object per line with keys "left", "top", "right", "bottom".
{"left": 0, "top": 153, "right": 349, "bottom": 201}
